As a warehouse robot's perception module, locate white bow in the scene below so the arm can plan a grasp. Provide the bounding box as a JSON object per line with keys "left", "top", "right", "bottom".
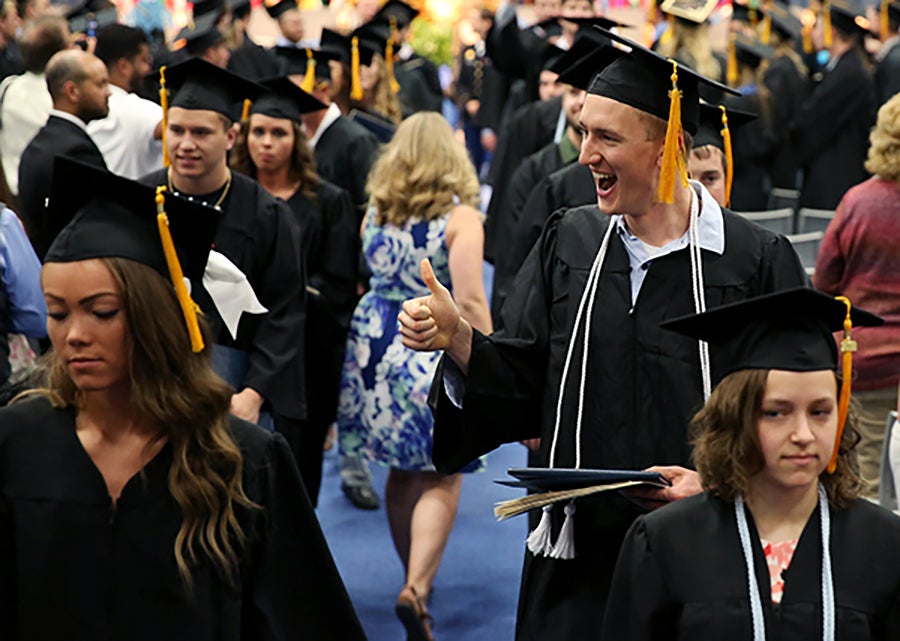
{"left": 199, "top": 250, "right": 268, "bottom": 339}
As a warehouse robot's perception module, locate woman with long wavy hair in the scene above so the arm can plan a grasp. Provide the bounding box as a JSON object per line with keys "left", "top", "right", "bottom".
{"left": 602, "top": 288, "right": 900, "bottom": 640}
{"left": 0, "top": 159, "right": 365, "bottom": 640}
{"left": 337, "top": 112, "right": 492, "bottom": 641}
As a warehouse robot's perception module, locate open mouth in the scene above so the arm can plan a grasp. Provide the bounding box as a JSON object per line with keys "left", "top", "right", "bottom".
{"left": 596, "top": 172, "right": 618, "bottom": 196}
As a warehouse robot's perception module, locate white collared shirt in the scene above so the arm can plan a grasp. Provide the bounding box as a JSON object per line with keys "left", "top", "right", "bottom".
{"left": 307, "top": 102, "right": 342, "bottom": 149}
{"left": 0, "top": 71, "right": 52, "bottom": 194}
{"left": 87, "top": 85, "right": 163, "bottom": 180}
{"left": 49, "top": 108, "right": 89, "bottom": 131}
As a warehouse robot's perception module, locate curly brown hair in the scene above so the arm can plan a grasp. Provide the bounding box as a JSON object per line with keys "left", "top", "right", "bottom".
{"left": 230, "top": 117, "right": 320, "bottom": 201}
{"left": 691, "top": 369, "right": 865, "bottom": 509}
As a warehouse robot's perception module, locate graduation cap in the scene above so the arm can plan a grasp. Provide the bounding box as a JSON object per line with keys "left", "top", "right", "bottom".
{"left": 692, "top": 103, "right": 755, "bottom": 205}
{"left": 228, "top": 0, "right": 252, "bottom": 20}
{"left": 250, "top": 76, "right": 325, "bottom": 122}
{"left": 319, "top": 27, "right": 350, "bottom": 62}
{"left": 883, "top": 1, "right": 900, "bottom": 39}
{"left": 661, "top": 287, "right": 883, "bottom": 472}
{"left": 373, "top": 0, "right": 419, "bottom": 30}
{"left": 541, "top": 44, "right": 567, "bottom": 71}
{"left": 45, "top": 156, "right": 219, "bottom": 353}
{"left": 265, "top": 0, "right": 299, "bottom": 20}
{"left": 274, "top": 46, "right": 339, "bottom": 88}
{"left": 173, "top": 12, "right": 226, "bottom": 55}
{"left": 660, "top": 0, "right": 719, "bottom": 24}
{"left": 556, "top": 15, "right": 633, "bottom": 31}
{"left": 758, "top": 2, "right": 803, "bottom": 42}
{"left": 547, "top": 31, "right": 612, "bottom": 76}
{"left": 68, "top": 6, "right": 118, "bottom": 35}
{"left": 726, "top": 31, "right": 773, "bottom": 80}
{"left": 193, "top": 0, "right": 226, "bottom": 18}
{"left": 588, "top": 26, "right": 740, "bottom": 203}
{"left": 828, "top": 0, "right": 873, "bottom": 39}
{"left": 731, "top": 0, "right": 761, "bottom": 26}
{"left": 554, "top": 41, "right": 623, "bottom": 91}
{"left": 348, "top": 23, "right": 399, "bottom": 98}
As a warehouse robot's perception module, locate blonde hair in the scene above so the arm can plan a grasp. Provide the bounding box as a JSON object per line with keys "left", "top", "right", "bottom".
{"left": 865, "top": 93, "right": 900, "bottom": 183}
{"left": 656, "top": 20, "right": 722, "bottom": 82}
{"left": 27, "top": 258, "right": 257, "bottom": 587}
{"left": 367, "top": 111, "right": 481, "bottom": 226}
{"left": 355, "top": 53, "right": 403, "bottom": 125}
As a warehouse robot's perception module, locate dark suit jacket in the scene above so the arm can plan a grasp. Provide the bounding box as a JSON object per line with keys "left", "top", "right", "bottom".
{"left": 18, "top": 114, "right": 107, "bottom": 258}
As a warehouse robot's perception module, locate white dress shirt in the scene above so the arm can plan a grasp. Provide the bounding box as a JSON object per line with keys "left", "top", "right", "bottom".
{"left": 87, "top": 84, "right": 163, "bottom": 180}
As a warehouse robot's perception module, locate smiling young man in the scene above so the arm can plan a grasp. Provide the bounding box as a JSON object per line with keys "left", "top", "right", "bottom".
{"left": 399, "top": 31, "right": 809, "bottom": 640}
{"left": 140, "top": 58, "right": 308, "bottom": 463}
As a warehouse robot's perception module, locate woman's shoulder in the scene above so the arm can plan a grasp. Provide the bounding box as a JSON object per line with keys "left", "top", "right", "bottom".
{"left": 836, "top": 498, "right": 900, "bottom": 537}
{"left": 226, "top": 416, "right": 279, "bottom": 465}
{"left": 639, "top": 492, "right": 733, "bottom": 537}
{"left": 0, "top": 395, "right": 65, "bottom": 433}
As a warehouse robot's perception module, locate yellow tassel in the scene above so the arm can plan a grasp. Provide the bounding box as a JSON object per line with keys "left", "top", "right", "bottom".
{"left": 646, "top": 0, "right": 655, "bottom": 24}
{"left": 386, "top": 16, "right": 401, "bottom": 94}
{"left": 828, "top": 296, "right": 856, "bottom": 474}
{"left": 824, "top": 1, "right": 833, "bottom": 48}
{"left": 660, "top": 15, "right": 675, "bottom": 46}
{"left": 241, "top": 98, "right": 252, "bottom": 122}
{"left": 760, "top": 14, "right": 772, "bottom": 44}
{"left": 655, "top": 60, "right": 688, "bottom": 204}
{"left": 881, "top": 0, "right": 891, "bottom": 40}
{"left": 301, "top": 49, "right": 316, "bottom": 92}
{"left": 350, "top": 36, "right": 363, "bottom": 101}
{"left": 159, "top": 66, "right": 170, "bottom": 168}
{"left": 727, "top": 33, "right": 739, "bottom": 86}
{"left": 719, "top": 105, "right": 733, "bottom": 207}
{"left": 802, "top": 25, "right": 813, "bottom": 53}
{"left": 155, "top": 186, "right": 204, "bottom": 354}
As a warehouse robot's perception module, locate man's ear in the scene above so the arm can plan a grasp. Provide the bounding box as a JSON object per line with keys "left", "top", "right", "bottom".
{"left": 225, "top": 121, "right": 239, "bottom": 150}
{"left": 63, "top": 78, "right": 80, "bottom": 103}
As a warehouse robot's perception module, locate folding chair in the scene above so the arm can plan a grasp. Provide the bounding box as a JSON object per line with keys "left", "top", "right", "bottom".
{"left": 735, "top": 208, "right": 794, "bottom": 235}
{"left": 786, "top": 231, "right": 825, "bottom": 271}
{"left": 797, "top": 208, "right": 836, "bottom": 234}
{"left": 879, "top": 411, "right": 899, "bottom": 512}
{"left": 768, "top": 187, "right": 800, "bottom": 213}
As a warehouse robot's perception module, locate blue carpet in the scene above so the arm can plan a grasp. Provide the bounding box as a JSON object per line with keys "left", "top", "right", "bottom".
{"left": 316, "top": 442, "right": 528, "bottom": 641}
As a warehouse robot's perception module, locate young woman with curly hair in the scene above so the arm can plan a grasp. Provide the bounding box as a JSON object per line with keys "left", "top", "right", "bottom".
{"left": 601, "top": 288, "right": 900, "bottom": 641}
{"left": 336, "top": 111, "right": 492, "bottom": 641}
{"left": 0, "top": 159, "right": 365, "bottom": 640}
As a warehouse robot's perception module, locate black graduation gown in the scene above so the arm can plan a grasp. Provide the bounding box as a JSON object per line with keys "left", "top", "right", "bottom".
{"left": 602, "top": 492, "right": 900, "bottom": 640}
{"left": 141, "top": 170, "right": 307, "bottom": 421}
{"left": 397, "top": 53, "right": 443, "bottom": 113}
{"left": 313, "top": 115, "right": 380, "bottom": 216}
{"left": 791, "top": 48, "right": 877, "bottom": 209}
{"left": 228, "top": 35, "right": 281, "bottom": 80}
{"left": 484, "top": 96, "right": 562, "bottom": 262}
{"left": 429, "top": 204, "right": 808, "bottom": 640}
{"left": 875, "top": 41, "right": 900, "bottom": 107}
{"left": 723, "top": 92, "right": 777, "bottom": 212}
{"left": 0, "top": 396, "right": 367, "bottom": 641}
{"left": 285, "top": 180, "right": 358, "bottom": 428}
{"left": 762, "top": 54, "right": 810, "bottom": 189}
{"left": 17, "top": 115, "right": 108, "bottom": 259}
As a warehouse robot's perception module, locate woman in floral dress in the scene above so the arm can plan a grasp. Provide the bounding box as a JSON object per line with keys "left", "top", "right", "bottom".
{"left": 337, "top": 112, "right": 492, "bottom": 640}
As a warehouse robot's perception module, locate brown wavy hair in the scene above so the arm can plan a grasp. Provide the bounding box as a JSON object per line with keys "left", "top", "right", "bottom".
{"left": 367, "top": 111, "right": 481, "bottom": 226}
{"left": 230, "top": 117, "right": 320, "bottom": 201}
{"left": 691, "top": 369, "right": 864, "bottom": 509}
{"left": 351, "top": 53, "right": 403, "bottom": 125}
{"left": 28, "top": 257, "right": 258, "bottom": 586}
{"left": 865, "top": 93, "right": 900, "bottom": 183}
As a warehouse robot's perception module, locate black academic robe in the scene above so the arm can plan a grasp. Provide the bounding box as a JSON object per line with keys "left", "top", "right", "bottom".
{"left": 724, "top": 92, "right": 777, "bottom": 212}
{"left": 429, "top": 203, "right": 808, "bottom": 640}
{"left": 17, "top": 115, "right": 108, "bottom": 259}
{"left": 484, "top": 95, "right": 562, "bottom": 262}
{"left": 141, "top": 170, "right": 306, "bottom": 422}
{"left": 313, "top": 115, "right": 380, "bottom": 216}
{"left": 875, "top": 41, "right": 900, "bottom": 107}
{"left": 0, "top": 396, "right": 367, "bottom": 641}
{"left": 763, "top": 53, "right": 810, "bottom": 190}
{"left": 397, "top": 52, "right": 443, "bottom": 113}
{"left": 228, "top": 35, "right": 281, "bottom": 80}
{"left": 602, "top": 492, "right": 900, "bottom": 640}
{"left": 792, "top": 48, "right": 877, "bottom": 210}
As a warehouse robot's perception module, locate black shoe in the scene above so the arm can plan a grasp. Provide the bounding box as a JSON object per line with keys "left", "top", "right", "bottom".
{"left": 341, "top": 482, "right": 380, "bottom": 510}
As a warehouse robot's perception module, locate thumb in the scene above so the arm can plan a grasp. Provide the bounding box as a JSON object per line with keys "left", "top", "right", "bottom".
{"left": 420, "top": 259, "right": 448, "bottom": 298}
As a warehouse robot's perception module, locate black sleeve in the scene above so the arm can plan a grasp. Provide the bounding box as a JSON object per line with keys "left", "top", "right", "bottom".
{"left": 310, "top": 184, "right": 358, "bottom": 329}
{"left": 348, "top": 133, "right": 379, "bottom": 213}
{"left": 0, "top": 493, "right": 15, "bottom": 639}
{"left": 756, "top": 231, "right": 811, "bottom": 291}
{"left": 241, "top": 435, "right": 367, "bottom": 640}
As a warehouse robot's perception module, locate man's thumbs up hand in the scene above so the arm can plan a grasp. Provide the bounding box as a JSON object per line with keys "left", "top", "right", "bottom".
{"left": 398, "top": 259, "right": 462, "bottom": 352}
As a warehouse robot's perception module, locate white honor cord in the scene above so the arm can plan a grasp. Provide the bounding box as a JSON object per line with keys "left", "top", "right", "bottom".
{"left": 735, "top": 484, "right": 834, "bottom": 641}
{"left": 686, "top": 188, "right": 711, "bottom": 402}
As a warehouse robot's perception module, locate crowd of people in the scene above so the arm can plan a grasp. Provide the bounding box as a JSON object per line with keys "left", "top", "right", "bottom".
{"left": 0, "top": 0, "right": 897, "bottom": 639}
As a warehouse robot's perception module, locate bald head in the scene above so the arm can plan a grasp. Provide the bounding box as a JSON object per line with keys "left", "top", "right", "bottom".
{"left": 45, "top": 49, "right": 111, "bottom": 122}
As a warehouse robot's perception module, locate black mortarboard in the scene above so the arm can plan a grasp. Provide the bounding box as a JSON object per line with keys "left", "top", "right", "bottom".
{"left": 889, "top": 1, "right": 900, "bottom": 23}
{"left": 164, "top": 57, "right": 264, "bottom": 121}
{"left": 265, "top": 0, "right": 299, "bottom": 20}
{"left": 829, "top": 0, "right": 873, "bottom": 37}
{"left": 693, "top": 102, "right": 755, "bottom": 151}
{"left": 250, "top": 76, "right": 325, "bottom": 122}
{"left": 174, "top": 12, "right": 226, "bottom": 55}
{"left": 731, "top": 0, "right": 757, "bottom": 25}
{"left": 193, "top": 0, "right": 226, "bottom": 17}
{"left": 228, "top": 0, "right": 252, "bottom": 20}
{"left": 547, "top": 31, "right": 611, "bottom": 75}
{"left": 274, "top": 46, "right": 338, "bottom": 82}
{"left": 734, "top": 32, "right": 773, "bottom": 67}
{"left": 760, "top": 2, "right": 803, "bottom": 40}
{"left": 661, "top": 287, "right": 882, "bottom": 383}
{"left": 68, "top": 6, "right": 118, "bottom": 34}
{"left": 541, "top": 44, "right": 567, "bottom": 71}
{"left": 373, "top": 0, "right": 419, "bottom": 29}
{"left": 320, "top": 28, "right": 349, "bottom": 62}
{"left": 351, "top": 23, "right": 389, "bottom": 66}
{"left": 531, "top": 17, "right": 563, "bottom": 40}
{"left": 557, "top": 15, "right": 633, "bottom": 31}
{"left": 660, "top": 0, "right": 719, "bottom": 24}
{"left": 555, "top": 41, "right": 622, "bottom": 91}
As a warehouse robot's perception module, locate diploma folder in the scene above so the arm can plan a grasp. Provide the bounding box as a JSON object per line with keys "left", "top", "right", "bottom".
{"left": 494, "top": 467, "right": 671, "bottom": 521}
{"left": 349, "top": 109, "right": 397, "bottom": 143}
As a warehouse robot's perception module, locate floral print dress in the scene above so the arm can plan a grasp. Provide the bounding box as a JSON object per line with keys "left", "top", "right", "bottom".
{"left": 337, "top": 210, "right": 484, "bottom": 472}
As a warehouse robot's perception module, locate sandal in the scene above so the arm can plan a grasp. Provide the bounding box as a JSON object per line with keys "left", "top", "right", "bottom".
{"left": 395, "top": 584, "right": 435, "bottom": 641}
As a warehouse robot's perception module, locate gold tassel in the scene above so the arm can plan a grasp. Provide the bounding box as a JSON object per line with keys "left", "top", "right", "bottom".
{"left": 823, "top": 1, "right": 833, "bottom": 48}
{"left": 386, "top": 16, "right": 401, "bottom": 94}
{"left": 159, "top": 66, "right": 170, "bottom": 168}
{"left": 760, "top": 14, "right": 772, "bottom": 44}
{"left": 828, "top": 296, "right": 856, "bottom": 474}
{"left": 881, "top": 0, "right": 891, "bottom": 40}
{"left": 655, "top": 60, "right": 688, "bottom": 204}
{"left": 350, "top": 36, "right": 364, "bottom": 101}
{"left": 155, "top": 186, "right": 204, "bottom": 353}
{"left": 802, "top": 25, "right": 814, "bottom": 53}
{"left": 660, "top": 14, "right": 675, "bottom": 46}
{"left": 301, "top": 49, "right": 316, "bottom": 92}
{"left": 646, "top": 0, "right": 655, "bottom": 24}
{"left": 241, "top": 98, "right": 252, "bottom": 122}
{"left": 727, "top": 33, "right": 739, "bottom": 86}
{"left": 719, "top": 105, "right": 734, "bottom": 207}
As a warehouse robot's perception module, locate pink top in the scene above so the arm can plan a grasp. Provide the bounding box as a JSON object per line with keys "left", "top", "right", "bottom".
{"left": 761, "top": 538, "right": 799, "bottom": 604}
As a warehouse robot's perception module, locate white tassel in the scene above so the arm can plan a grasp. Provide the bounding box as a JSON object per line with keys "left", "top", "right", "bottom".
{"left": 549, "top": 500, "right": 576, "bottom": 559}
{"left": 526, "top": 505, "right": 555, "bottom": 557}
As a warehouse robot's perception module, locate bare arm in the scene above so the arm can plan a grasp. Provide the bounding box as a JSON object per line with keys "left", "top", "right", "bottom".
{"left": 446, "top": 204, "right": 493, "bottom": 335}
